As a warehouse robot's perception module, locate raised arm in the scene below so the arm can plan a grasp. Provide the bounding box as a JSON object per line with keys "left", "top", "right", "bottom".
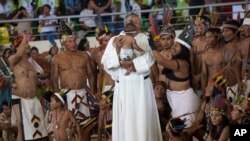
{"left": 152, "top": 50, "right": 181, "bottom": 71}
{"left": 51, "top": 56, "right": 59, "bottom": 92}
{"left": 8, "top": 35, "right": 28, "bottom": 68}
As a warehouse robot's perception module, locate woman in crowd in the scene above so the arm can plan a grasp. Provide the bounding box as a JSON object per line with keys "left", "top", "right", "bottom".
{"left": 152, "top": 38, "right": 200, "bottom": 127}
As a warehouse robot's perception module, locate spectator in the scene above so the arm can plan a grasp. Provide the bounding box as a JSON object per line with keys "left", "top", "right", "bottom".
{"left": 63, "top": 0, "right": 81, "bottom": 15}
{"left": 79, "top": 0, "right": 96, "bottom": 35}
{"left": 176, "top": 0, "right": 190, "bottom": 25}
{"left": 0, "top": 0, "right": 16, "bottom": 20}
{"left": 18, "top": 0, "right": 36, "bottom": 17}
{"left": 39, "top": 4, "right": 58, "bottom": 41}
{"left": 37, "top": 0, "right": 60, "bottom": 15}
{"left": 90, "top": 0, "right": 113, "bottom": 33}
{"left": 189, "top": 0, "right": 205, "bottom": 17}
{"left": 12, "top": 7, "right": 32, "bottom": 34}
{"left": 132, "top": 0, "right": 142, "bottom": 18}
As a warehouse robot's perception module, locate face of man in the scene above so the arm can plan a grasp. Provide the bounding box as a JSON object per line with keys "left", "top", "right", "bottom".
{"left": 43, "top": 6, "right": 50, "bottom": 16}
{"left": 195, "top": 20, "right": 206, "bottom": 36}
{"left": 159, "top": 34, "right": 174, "bottom": 50}
{"left": 205, "top": 32, "right": 217, "bottom": 46}
{"left": 64, "top": 37, "right": 77, "bottom": 52}
{"left": 130, "top": 15, "right": 141, "bottom": 32}
{"left": 222, "top": 28, "right": 237, "bottom": 42}
{"left": 240, "top": 25, "right": 250, "bottom": 38}
{"left": 99, "top": 34, "right": 112, "bottom": 49}
{"left": 3, "top": 105, "right": 11, "bottom": 117}
{"left": 30, "top": 50, "right": 39, "bottom": 60}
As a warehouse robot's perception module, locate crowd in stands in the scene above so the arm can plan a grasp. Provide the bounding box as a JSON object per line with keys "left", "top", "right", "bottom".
{"left": 0, "top": 0, "right": 246, "bottom": 42}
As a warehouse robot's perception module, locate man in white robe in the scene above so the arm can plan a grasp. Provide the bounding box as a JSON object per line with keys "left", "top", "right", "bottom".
{"left": 101, "top": 13, "right": 162, "bottom": 141}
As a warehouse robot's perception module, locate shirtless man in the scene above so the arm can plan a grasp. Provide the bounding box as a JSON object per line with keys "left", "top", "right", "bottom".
{"left": 52, "top": 34, "right": 94, "bottom": 140}
{"left": 238, "top": 17, "right": 250, "bottom": 95}
{"left": 201, "top": 27, "right": 224, "bottom": 94}
{"left": 157, "top": 25, "right": 176, "bottom": 82}
{"left": 50, "top": 93, "right": 82, "bottom": 141}
{"left": 190, "top": 16, "right": 211, "bottom": 92}
{"left": 221, "top": 20, "right": 243, "bottom": 102}
{"left": 92, "top": 25, "right": 114, "bottom": 95}
{"left": 8, "top": 34, "right": 48, "bottom": 141}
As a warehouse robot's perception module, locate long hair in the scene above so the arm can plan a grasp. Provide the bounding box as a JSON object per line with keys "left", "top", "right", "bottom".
{"left": 172, "top": 44, "right": 190, "bottom": 61}
{"left": 209, "top": 115, "right": 229, "bottom": 140}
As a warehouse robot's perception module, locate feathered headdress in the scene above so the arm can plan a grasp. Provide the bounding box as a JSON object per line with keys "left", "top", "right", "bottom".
{"left": 176, "top": 17, "right": 194, "bottom": 49}
{"left": 234, "top": 96, "right": 250, "bottom": 113}
{"left": 148, "top": 4, "right": 174, "bottom": 42}
{"left": 95, "top": 10, "right": 110, "bottom": 39}
{"left": 58, "top": 20, "right": 76, "bottom": 42}
{"left": 210, "top": 95, "right": 228, "bottom": 115}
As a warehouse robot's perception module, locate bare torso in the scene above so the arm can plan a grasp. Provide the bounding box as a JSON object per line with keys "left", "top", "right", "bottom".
{"left": 96, "top": 49, "right": 114, "bottom": 86}
{"left": 192, "top": 36, "right": 208, "bottom": 75}
{"left": 51, "top": 110, "right": 72, "bottom": 141}
{"left": 223, "top": 42, "right": 239, "bottom": 86}
{"left": 203, "top": 48, "right": 224, "bottom": 82}
{"left": 239, "top": 38, "right": 250, "bottom": 80}
{"left": 12, "top": 58, "right": 37, "bottom": 98}
{"left": 55, "top": 51, "right": 89, "bottom": 89}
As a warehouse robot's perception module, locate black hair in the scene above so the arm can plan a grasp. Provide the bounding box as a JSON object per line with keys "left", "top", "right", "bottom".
{"left": 43, "top": 91, "right": 53, "bottom": 102}
{"left": 2, "top": 100, "right": 9, "bottom": 107}
{"left": 209, "top": 115, "right": 229, "bottom": 140}
{"left": 18, "top": 6, "right": 26, "bottom": 11}
{"left": 31, "top": 47, "right": 39, "bottom": 52}
{"left": 43, "top": 4, "right": 51, "bottom": 10}
{"left": 51, "top": 95, "right": 64, "bottom": 106}
{"left": 197, "top": 15, "right": 211, "bottom": 26}
{"left": 172, "top": 43, "right": 190, "bottom": 61}
{"left": 77, "top": 38, "right": 89, "bottom": 51}
{"left": 206, "top": 27, "right": 222, "bottom": 43}
{"left": 2, "top": 48, "right": 13, "bottom": 57}
{"left": 224, "top": 20, "right": 241, "bottom": 33}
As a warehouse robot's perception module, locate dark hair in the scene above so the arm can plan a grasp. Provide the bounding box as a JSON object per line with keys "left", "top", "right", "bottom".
{"left": 31, "top": 47, "right": 39, "bottom": 52}
{"left": 51, "top": 95, "right": 64, "bottom": 105}
{"left": 43, "top": 4, "right": 51, "bottom": 10}
{"left": 224, "top": 20, "right": 240, "bottom": 33}
{"left": 172, "top": 44, "right": 190, "bottom": 61}
{"left": 197, "top": 15, "right": 211, "bottom": 26}
{"left": 2, "top": 100, "right": 9, "bottom": 107}
{"left": 18, "top": 6, "right": 26, "bottom": 11}
{"left": 206, "top": 27, "right": 222, "bottom": 42}
{"left": 209, "top": 115, "right": 229, "bottom": 140}
{"left": 2, "top": 48, "right": 13, "bottom": 57}
{"left": 78, "top": 38, "right": 89, "bottom": 51}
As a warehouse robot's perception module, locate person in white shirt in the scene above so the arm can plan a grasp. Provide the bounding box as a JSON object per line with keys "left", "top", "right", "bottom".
{"left": 79, "top": 0, "right": 96, "bottom": 32}
{"left": 39, "top": 4, "right": 58, "bottom": 40}
{"left": 0, "top": 0, "right": 16, "bottom": 20}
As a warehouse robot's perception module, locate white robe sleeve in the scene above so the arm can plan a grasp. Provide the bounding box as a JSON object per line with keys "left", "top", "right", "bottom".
{"left": 101, "top": 36, "right": 120, "bottom": 81}
{"left": 133, "top": 33, "right": 155, "bottom": 74}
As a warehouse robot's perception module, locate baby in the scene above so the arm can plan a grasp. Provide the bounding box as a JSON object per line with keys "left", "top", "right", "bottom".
{"left": 115, "top": 22, "right": 145, "bottom": 75}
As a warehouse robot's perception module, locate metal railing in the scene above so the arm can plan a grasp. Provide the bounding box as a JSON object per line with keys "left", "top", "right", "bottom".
{"left": 0, "top": 1, "right": 249, "bottom": 40}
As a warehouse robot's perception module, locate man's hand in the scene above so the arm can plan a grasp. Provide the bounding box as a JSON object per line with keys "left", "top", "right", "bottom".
{"left": 120, "top": 60, "right": 133, "bottom": 70}
{"left": 114, "top": 35, "right": 135, "bottom": 48}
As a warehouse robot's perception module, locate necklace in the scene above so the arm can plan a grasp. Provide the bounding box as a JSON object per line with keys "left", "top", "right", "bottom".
{"left": 55, "top": 110, "right": 64, "bottom": 129}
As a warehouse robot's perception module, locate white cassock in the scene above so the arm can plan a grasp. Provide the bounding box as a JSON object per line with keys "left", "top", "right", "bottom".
{"left": 101, "top": 33, "right": 163, "bottom": 141}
